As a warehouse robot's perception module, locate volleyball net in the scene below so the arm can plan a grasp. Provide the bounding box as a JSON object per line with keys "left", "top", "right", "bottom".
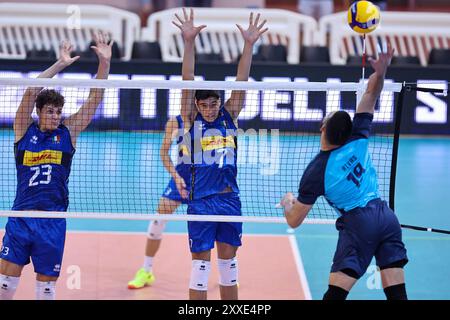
{"left": 0, "top": 78, "right": 403, "bottom": 224}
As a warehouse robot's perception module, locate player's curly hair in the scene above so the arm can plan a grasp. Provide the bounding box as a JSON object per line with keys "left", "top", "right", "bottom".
{"left": 35, "top": 89, "right": 65, "bottom": 110}
{"left": 324, "top": 111, "right": 353, "bottom": 146}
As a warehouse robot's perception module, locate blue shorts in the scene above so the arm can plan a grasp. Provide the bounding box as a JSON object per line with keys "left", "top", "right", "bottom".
{"left": 1, "top": 217, "right": 66, "bottom": 277}
{"left": 331, "top": 199, "right": 408, "bottom": 279}
{"left": 187, "top": 192, "right": 242, "bottom": 253}
{"left": 161, "top": 178, "right": 188, "bottom": 204}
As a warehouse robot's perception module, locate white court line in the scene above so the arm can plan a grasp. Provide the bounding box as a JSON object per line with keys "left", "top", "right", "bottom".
{"left": 289, "top": 234, "right": 312, "bottom": 300}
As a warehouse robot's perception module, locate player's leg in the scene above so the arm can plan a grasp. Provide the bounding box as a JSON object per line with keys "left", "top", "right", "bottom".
{"left": 189, "top": 250, "right": 212, "bottom": 300}
{"left": 324, "top": 271, "right": 358, "bottom": 300}
{"left": 376, "top": 202, "right": 408, "bottom": 300}
{"left": 0, "top": 218, "right": 32, "bottom": 300}
{"left": 215, "top": 193, "right": 242, "bottom": 300}
{"left": 325, "top": 202, "right": 386, "bottom": 300}
{"left": 187, "top": 198, "right": 216, "bottom": 300}
{"left": 145, "top": 197, "right": 181, "bottom": 258}
{"left": 0, "top": 260, "right": 23, "bottom": 300}
{"left": 127, "top": 196, "right": 181, "bottom": 289}
{"left": 31, "top": 218, "right": 66, "bottom": 300}
{"left": 324, "top": 225, "right": 370, "bottom": 299}
{"left": 216, "top": 242, "right": 239, "bottom": 300}
{"left": 35, "top": 274, "right": 58, "bottom": 300}
{"left": 380, "top": 265, "right": 407, "bottom": 300}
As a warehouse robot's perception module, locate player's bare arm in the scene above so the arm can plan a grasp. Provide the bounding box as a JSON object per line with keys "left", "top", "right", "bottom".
{"left": 173, "top": 8, "right": 206, "bottom": 131}
{"left": 160, "top": 118, "right": 188, "bottom": 199}
{"left": 63, "top": 31, "right": 112, "bottom": 146}
{"left": 14, "top": 41, "right": 80, "bottom": 143}
{"left": 356, "top": 43, "right": 394, "bottom": 114}
{"left": 225, "top": 12, "right": 268, "bottom": 121}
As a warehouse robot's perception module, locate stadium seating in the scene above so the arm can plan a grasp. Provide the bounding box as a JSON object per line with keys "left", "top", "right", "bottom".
{"left": 1, "top": 4, "right": 450, "bottom": 67}
{"left": 257, "top": 44, "right": 288, "bottom": 63}
{"left": 428, "top": 48, "right": 450, "bottom": 65}
{"left": 317, "top": 11, "right": 450, "bottom": 66}
{"left": 300, "top": 46, "right": 330, "bottom": 64}
{"left": 0, "top": 3, "right": 140, "bottom": 61}
{"left": 142, "top": 8, "right": 317, "bottom": 64}
{"left": 131, "top": 41, "right": 162, "bottom": 61}
{"left": 391, "top": 56, "right": 421, "bottom": 66}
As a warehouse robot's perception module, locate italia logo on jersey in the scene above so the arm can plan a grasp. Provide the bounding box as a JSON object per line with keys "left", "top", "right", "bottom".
{"left": 53, "top": 135, "right": 61, "bottom": 144}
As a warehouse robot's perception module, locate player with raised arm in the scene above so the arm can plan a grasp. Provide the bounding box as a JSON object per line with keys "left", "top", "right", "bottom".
{"left": 0, "top": 32, "right": 112, "bottom": 300}
{"left": 127, "top": 115, "right": 190, "bottom": 289}
{"left": 280, "top": 43, "right": 408, "bottom": 300}
{"left": 174, "top": 8, "right": 267, "bottom": 300}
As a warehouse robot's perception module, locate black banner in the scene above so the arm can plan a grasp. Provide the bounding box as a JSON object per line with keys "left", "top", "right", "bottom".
{"left": 0, "top": 59, "right": 448, "bottom": 135}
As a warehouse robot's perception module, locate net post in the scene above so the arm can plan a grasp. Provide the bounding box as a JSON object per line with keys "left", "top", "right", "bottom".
{"left": 389, "top": 82, "right": 406, "bottom": 211}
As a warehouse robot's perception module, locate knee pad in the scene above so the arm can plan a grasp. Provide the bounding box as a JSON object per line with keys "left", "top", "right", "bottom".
{"left": 218, "top": 257, "right": 238, "bottom": 286}
{"left": 147, "top": 220, "right": 167, "bottom": 240}
{"left": 0, "top": 274, "right": 19, "bottom": 300}
{"left": 189, "top": 260, "right": 211, "bottom": 291}
{"left": 36, "top": 280, "right": 56, "bottom": 300}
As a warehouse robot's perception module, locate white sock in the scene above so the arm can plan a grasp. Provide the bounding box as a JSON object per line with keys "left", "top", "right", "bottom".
{"left": 143, "top": 256, "right": 153, "bottom": 272}
{"left": 0, "top": 274, "right": 20, "bottom": 300}
{"left": 35, "top": 280, "right": 56, "bottom": 300}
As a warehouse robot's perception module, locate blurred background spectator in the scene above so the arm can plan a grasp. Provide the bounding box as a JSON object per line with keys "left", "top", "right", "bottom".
{"left": 297, "top": 0, "right": 334, "bottom": 20}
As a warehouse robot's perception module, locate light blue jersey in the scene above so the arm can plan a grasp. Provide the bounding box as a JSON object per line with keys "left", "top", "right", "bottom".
{"left": 297, "top": 113, "right": 379, "bottom": 214}
{"left": 297, "top": 112, "right": 408, "bottom": 278}
{"left": 325, "top": 137, "right": 380, "bottom": 211}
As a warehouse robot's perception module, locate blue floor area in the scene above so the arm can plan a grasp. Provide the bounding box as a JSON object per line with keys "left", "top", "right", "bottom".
{"left": 1, "top": 131, "right": 449, "bottom": 299}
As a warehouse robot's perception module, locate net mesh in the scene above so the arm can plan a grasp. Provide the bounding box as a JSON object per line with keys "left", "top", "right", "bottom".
{"left": 0, "top": 78, "right": 401, "bottom": 223}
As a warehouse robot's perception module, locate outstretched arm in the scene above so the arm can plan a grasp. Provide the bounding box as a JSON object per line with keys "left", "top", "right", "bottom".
{"left": 225, "top": 12, "right": 268, "bottom": 120}
{"left": 63, "top": 31, "right": 112, "bottom": 146}
{"left": 172, "top": 8, "right": 206, "bottom": 130}
{"left": 160, "top": 118, "right": 188, "bottom": 199}
{"left": 280, "top": 192, "right": 313, "bottom": 228}
{"left": 14, "top": 41, "right": 80, "bottom": 142}
{"left": 356, "top": 43, "right": 394, "bottom": 114}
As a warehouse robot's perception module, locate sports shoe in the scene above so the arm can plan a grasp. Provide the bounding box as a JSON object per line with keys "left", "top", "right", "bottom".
{"left": 127, "top": 268, "right": 155, "bottom": 289}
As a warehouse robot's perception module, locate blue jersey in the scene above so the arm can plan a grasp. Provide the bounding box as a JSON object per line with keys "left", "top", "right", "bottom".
{"left": 174, "top": 115, "right": 190, "bottom": 183}
{"left": 188, "top": 108, "right": 238, "bottom": 200}
{"left": 297, "top": 113, "right": 380, "bottom": 214}
{"left": 12, "top": 123, "right": 75, "bottom": 212}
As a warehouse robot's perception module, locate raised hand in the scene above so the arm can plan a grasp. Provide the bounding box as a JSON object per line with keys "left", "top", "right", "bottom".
{"left": 236, "top": 12, "right": 268, "bottom": 46}
{"left": 58, "top": 40, "right": 80, "bottom": 66}
{"left": 90, "top": 31, "right": 113, "bottom": 63}
{"left": 369, "top": 42, "right": 394, "bottom": 76}
{"left": 172, "top": 8, "right": 206, "bottom": 42}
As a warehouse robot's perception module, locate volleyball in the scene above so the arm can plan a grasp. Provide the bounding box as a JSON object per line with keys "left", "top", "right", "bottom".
{"left": 347, "top": 1, "right": 381, "bottom": 34}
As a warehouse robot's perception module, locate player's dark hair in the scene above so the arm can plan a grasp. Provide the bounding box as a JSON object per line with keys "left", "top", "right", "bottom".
{"left": 324, "top": 111, "right": 353, "bottom": 146}
{"left": 194, "top": 90, "right": 220, "bottom": 101}
{"left": 35, "top": 89, "right": 65, "bottom": 110}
